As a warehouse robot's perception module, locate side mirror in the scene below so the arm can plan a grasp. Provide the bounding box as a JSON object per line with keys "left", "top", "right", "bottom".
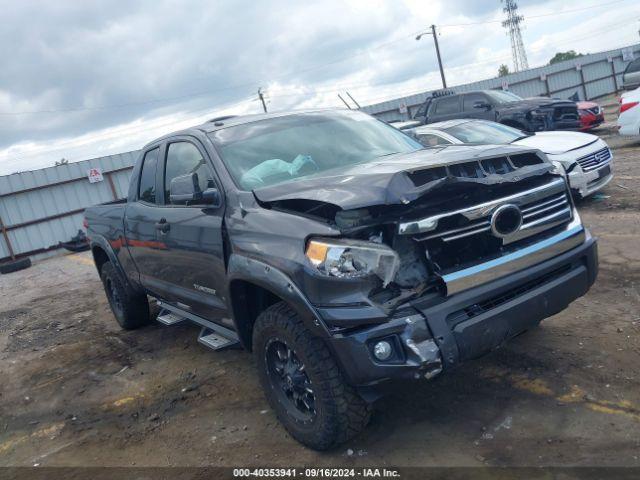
{"left": 201, "top": 187, "right": 222, "bottom": 207}
{"left": 170, "top": 173, "right": 202, "bottom": 204}
{"left": 170, "top": 173, "right": 221, "bottom": 206}
{"left": 473, "top": 101, "right": 491, "bottom": 110}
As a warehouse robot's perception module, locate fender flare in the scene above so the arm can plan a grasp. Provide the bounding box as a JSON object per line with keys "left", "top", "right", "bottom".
{"left": 227, "top": 254, "right": 331, "bottom": 340}
{"left": 89, "top": 237, "right": 142, "bottom": 292}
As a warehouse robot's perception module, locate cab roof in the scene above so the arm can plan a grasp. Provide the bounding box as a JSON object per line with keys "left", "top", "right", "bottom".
{"left": 143, "top": 108, "right": 351, "bottom": 149}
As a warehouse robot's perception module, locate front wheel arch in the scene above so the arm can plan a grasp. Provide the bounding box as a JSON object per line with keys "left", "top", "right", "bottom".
{"left": 227, "top": 254, "right": 331, "bottom": 351}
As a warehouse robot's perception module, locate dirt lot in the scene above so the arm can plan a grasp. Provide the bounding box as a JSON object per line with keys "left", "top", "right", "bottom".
{"left": 1, "top": 133, "right": 640, "bottom": 469}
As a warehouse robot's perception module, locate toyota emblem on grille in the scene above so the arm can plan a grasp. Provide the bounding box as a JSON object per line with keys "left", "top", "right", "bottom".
{"left": 491, "top": 204, "right": 523, "bottom": 238}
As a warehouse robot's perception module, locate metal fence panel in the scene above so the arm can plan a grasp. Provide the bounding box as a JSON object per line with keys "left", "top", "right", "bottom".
{"left": 0, "top": 151, "right": 137, "bottom": 261}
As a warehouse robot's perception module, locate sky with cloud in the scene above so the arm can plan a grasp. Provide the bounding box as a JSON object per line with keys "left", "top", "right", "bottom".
{"left": 1, "top": 0, "right": 639, "bottom": 175}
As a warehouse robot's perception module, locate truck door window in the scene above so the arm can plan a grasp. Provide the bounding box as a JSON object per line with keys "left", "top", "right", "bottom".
{"left": 164, "top": 142, "right": 215, "bottom": 205}
{"left": 463, "top": 93, "right": 487, "bottom": 111}
{"left": 138, "top": 148, "right": 159, "bottom": 203}
{"left": 434, "top": 96, "right": 460, "bottom": 114}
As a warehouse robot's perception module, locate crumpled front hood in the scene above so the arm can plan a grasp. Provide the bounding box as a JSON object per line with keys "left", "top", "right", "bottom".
{"left": 253, "top": 145, "right": 550, "bottom": 210}
{"left": 514, "top": 131, "right": 599, "bottom": 155}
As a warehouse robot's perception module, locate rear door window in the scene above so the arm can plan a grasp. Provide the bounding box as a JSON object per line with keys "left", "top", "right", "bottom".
{"left": 138, "top": 148, "right": 159, "bottom": 203}
{"left": 434, "top": 96, "right": 460, "bottom": 115}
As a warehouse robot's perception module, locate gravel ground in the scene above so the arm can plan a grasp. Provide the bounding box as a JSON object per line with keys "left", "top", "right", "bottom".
{"left": 1, "top": 133, "right": 639, "bottom": 468}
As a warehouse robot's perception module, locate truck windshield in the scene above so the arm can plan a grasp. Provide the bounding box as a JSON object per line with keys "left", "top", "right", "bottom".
{"left": 485, "top": 90, "right": 523, "bottom": 104}
{"left": 208, "top": 111, "right": 422, "bottom": 190}
{"left": 444, "top": 121, "right": 527, "bottom": 144}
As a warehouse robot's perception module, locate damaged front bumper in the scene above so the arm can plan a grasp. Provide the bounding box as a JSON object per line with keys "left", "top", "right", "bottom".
{"left": 568, "top": 164, "right": 613, "bottom": 198}
{"left": 326, "top": 230, "right": 597, "bottom": 387}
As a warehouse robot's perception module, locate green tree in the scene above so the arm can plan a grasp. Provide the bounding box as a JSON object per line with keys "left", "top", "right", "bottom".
{"left": 549, "top": 50, "right": 583, "bottom": 65}
{"left": 498, "top": 64, "right": 510, "bottom": 77}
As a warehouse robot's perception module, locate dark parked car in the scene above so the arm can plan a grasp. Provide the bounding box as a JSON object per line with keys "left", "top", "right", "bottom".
{"left": 413, "top": 89, "right": 581, "bottom": 132}
{"left": 85, "top": 109, "right": 597, "bottom": 450}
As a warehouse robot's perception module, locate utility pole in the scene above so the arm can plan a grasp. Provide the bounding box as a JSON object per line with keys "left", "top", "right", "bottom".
{"left": 416, "top": 25, "right": 447, "bottom": 89}
{"left": 258, "top": 88, "right": 267, "bottom": 113}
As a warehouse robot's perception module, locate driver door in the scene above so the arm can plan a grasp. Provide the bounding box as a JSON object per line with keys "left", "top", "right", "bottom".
{"left": 462, "top": 93, "right": 495, "bottom": 120}
{"left": 152, "top": 138, "right": 230, "bottom": 325}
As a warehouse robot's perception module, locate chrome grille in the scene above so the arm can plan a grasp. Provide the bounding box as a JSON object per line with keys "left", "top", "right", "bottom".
{"left": 408, "top": 179, "right": 572, "bottom": 245}
{"left": 417, "top": 192, "right": 570, "bottom": 243}
{"left": 576, "top": 147, "right": 611, "bottom": 172}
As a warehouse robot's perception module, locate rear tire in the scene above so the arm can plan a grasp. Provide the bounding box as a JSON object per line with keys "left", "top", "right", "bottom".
{"left": 100, "top": 262, "right": 150, "bottom": 330}
{"left": 253, "top": 302, "right": 371, "bottom": 450}
{"left": 0, "top": 257, "right": 31, "bottom": 274}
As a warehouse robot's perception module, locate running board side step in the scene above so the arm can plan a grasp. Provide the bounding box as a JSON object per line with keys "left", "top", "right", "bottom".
{"left": 155, "top": 300, "right": 240, "bottom": 351}
{"left": 198, "top": 327, "right": 238, "bottom": 350}
{"left": 157, "top": 310, "right": 186, "bottom": 325}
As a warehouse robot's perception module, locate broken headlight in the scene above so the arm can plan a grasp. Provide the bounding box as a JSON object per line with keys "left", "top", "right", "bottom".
{"left": 305, "top": 238, "right": 400, "bottom": 286}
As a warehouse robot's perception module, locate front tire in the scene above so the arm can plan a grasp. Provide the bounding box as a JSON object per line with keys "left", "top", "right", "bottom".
{"left": 253, "top": 302, "right": 371, "bottom": 450}
{"left": 100, "top": 262, "right": 150, "bottom": 330}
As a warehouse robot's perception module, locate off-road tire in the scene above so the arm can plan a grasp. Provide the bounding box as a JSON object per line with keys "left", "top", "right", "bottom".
{"left": 253, "top": 302, "right": 372, "bottom": 450}
{"left": 100, "top": 262, "right": 150, "bottom": 330}
{"left": 0, "top": 257, "right": 31, "bottom": 274}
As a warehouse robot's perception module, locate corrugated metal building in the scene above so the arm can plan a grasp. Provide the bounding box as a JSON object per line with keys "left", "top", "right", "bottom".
{"left": 0, "top": 151, "right": 138, "bottom": 261}
{"left": 362, "top": 43, "right": 640, "bottom": 121}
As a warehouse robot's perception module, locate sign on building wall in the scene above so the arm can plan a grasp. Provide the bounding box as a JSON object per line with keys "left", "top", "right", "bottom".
{"left": 87, "top": 167, "right": 104, "bottom": 183}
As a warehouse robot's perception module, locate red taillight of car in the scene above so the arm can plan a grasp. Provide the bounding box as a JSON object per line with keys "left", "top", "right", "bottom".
{"left": 620, "top": 101, "right": 639, "bottom": 113}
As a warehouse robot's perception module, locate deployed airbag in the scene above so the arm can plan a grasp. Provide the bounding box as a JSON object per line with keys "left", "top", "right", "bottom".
{"left": 241, "top": 155, "right": 318, "bottom": 189}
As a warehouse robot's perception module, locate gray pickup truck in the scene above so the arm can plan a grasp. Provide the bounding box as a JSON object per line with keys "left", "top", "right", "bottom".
{"left": 85, "top": 109, "right": 598, "bottom": 450}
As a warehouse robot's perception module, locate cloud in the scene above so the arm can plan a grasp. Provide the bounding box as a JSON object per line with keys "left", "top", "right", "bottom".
{"left": 0, "top": 0, "right": 638, "bottom": 174}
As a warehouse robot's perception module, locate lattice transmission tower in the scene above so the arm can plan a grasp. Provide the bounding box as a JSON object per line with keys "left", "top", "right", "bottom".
{"left": 502, "top": 0, "right": 529, "bottom": 72}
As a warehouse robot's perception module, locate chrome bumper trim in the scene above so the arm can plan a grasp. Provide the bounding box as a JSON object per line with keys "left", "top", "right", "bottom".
{"left": 441, "top": 219, "right": 586, "bottom": 296}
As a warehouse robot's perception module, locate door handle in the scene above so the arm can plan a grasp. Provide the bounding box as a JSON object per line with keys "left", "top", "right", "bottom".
{"left": 155, "top": 218, "right": 170, "bottom": 233}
